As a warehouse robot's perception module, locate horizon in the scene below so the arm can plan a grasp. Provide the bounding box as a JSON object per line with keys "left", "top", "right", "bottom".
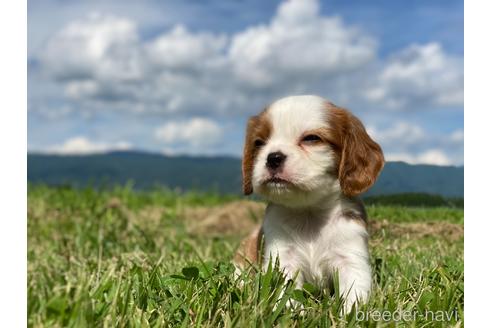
{"left": 26, "top": 149, "right": 465, "bottom": 168}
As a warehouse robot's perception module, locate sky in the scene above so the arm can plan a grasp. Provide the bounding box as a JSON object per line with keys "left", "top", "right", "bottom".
{"left": 27, "top": 0, "right": 464, "bottom": 165}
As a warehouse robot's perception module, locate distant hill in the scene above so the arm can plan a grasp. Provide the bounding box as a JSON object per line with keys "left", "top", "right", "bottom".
{"left": 27, "top": 151, "right": 464, "bottom": 197}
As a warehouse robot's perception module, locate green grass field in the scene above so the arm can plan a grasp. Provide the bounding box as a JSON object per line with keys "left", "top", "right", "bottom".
{"left": 27, "top": 186, "right": 464, "bottom": 327}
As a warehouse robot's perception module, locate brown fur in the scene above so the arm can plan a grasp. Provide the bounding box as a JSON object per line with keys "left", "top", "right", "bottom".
{"left": 233, "top": 225, "right": 264, "bottom": 267}
{"left": 324, "top": 103, "right": 385, "bottom": 197}
{"left": 293, "top": 103, "right": 384, "bottom": 196}
{"left": 242, "top": 110, "right": 272, "bottom": 195}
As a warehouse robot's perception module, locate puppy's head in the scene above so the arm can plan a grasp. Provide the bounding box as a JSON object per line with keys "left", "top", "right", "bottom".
{"left": 242, "top": 95, "right": 384, "bottom": 207}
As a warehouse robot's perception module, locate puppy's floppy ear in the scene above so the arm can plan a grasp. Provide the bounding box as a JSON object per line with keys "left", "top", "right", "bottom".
{"left": 242, "top": 116, "right": 259, "bottom": 195}
{"left": 332, "top": 107, "right": 384, "bottom": 197}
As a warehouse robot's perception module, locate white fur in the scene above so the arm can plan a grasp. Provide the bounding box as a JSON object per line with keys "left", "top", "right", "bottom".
{"left": 251, "top": 95, "right": 372, "bottom": 312}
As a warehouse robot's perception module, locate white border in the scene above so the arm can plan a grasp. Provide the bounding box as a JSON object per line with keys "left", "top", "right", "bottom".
{"left": 0, "top": 0, "right": 478, "bottom": 325}
{"left": 0, "top": 0, "right": 27, "bottom": 325}
{"left": 464, "top": 0, "right": 492, "bottom": 326}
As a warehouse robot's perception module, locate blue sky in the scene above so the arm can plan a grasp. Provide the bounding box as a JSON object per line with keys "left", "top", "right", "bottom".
{"left": 28, "top": 0, "right": 463, "bottom": 165}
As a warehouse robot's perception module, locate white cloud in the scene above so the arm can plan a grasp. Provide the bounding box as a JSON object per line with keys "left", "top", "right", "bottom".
{"left": 386, "top": 149, "right": 452, "bottom": 166}
{"left": 367, "top": 122, "right": 425, "bottom": 146}
{"left": 32, "top": 0, "right": 379, "bottom": 116}
{"left": 147, "top": 25, "right": 227, "bottom": 69}
{"left": 276, "top": 0, "right": 319, "bottom": 23}
{"left": 368, "top": 122, "right": 463, "bottom": 166}
{"left": 228, "top": 0, "right": 376, "bottom": 86}
{"left": 40, "top": 13, "right": 142, "bottom": 82}
{"left": 45, "top": 136, "right": 132, "bottom": 155}
{"left": 65, "top": 80, "right": 99, "bottom": 99}
{"left": 450, "top": 129, "right": 464, "bottom": 143}
{"left": 154, "top": 117, "right": 223, "bottom": 147}
{"left": 365, "top": 43, "right": 463, "bottom": 109}
{"left": 36, "top": 12, "right": 146, "bottom": 107}
{"left": 33, "top": 1, "right": 463, "bottom": 118}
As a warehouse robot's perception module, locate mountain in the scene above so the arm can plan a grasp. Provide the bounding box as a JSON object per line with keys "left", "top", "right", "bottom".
{"left": 27, "top": 151, "right": 464, "bottom": 197}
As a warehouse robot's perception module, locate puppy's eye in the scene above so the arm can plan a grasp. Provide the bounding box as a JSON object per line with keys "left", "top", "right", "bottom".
{"left": 254, "top": 139, "right": 265, "bottom": 148}
{"left": 301, "top": 134, "right": 322, "bottom": 143}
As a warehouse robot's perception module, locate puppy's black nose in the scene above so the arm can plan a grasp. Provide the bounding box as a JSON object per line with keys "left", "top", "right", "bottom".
{"left": 266, "top": 151, "right": 287, "bottom": 170}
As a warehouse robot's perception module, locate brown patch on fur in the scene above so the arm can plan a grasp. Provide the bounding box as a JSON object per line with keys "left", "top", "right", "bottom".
{"left": 322, "top": 103, "right": 385, "bottom": 197}
{"left": 242, "top": 109, "right": 272, "bottom": 195}
{"left": 345, "top": 212, "right": 367, "bottom": 228}
{"left": 233, "top": 225, "right": 264, "bottom": 268}
{"left": 342, "top": 197, "right": 368, "bottom": 228}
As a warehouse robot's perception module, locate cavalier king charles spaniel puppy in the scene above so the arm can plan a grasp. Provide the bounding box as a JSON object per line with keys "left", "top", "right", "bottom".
{"left": 234, "top": 95, "right": 384, "bottom": 311}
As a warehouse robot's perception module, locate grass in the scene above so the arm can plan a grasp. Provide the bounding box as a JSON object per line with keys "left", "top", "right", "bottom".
{"left": 27, "top": 185, "right": 464, "bottom": 327}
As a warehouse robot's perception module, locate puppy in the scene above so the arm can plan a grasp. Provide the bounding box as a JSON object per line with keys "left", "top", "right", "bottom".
{"left": 234, "top": 95, "right": 384, "bottom": 311}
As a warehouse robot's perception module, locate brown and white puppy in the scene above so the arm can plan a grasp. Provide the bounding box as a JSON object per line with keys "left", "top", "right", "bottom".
{"left": 235, "top": 95, "right": 384, "bottom": 311}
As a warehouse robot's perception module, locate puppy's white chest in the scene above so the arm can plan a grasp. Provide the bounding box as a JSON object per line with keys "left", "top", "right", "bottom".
{"left": 262, "top": 207, "right": 340, "bottom": 284}
{"left": 262, "top": 202, "right": 369, "bottom": 287}
{"left": 290, "top": 235, "right": 334, "bottom": 284}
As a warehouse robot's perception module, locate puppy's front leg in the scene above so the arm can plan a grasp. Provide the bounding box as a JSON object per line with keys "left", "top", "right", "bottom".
{"left": 263, "top": 243, "right": 303, "bottom": 308}
{"left": 330, "top": 239, "right": 371, "bottom": 313}
{"left": 325, "top": 217, "right": 372, "bottom": 313}
{"left": 332, "top": 252, "right": 372, "bottom": 313}
{"left": 263, "top": 240, "right": 300, "bottom": 276}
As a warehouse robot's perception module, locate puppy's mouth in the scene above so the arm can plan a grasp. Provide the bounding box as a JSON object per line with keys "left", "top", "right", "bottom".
{"left": 262, "top": 176, "right": 294, "bottom": 187}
